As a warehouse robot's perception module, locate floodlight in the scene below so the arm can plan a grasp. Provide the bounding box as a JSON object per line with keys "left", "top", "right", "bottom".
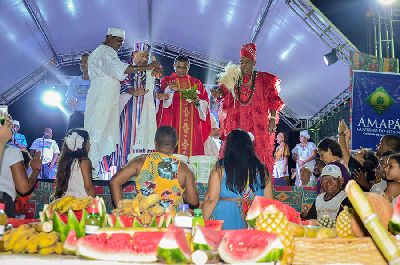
{"left": 324, "top": 48, "right": 339, "bottom": 66}
{"left": 42, "top": 90, "right": 61, "bottom": 107}
{"left": 378, "top": 0, "right": 396, "bottom": 5}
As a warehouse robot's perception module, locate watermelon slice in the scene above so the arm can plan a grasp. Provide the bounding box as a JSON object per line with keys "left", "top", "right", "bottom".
{"left": 77, "top": 232, "right": 164, "bottom": 262}
{"left": 157, "top": 226, "right": 191, "bottom": 264}
{"left": 389, "top": 198, "right": 400, "bottom": 234}
{"left": 246, "top": 196, "right": 301, "bottom": 227}
{"left": 63, "top": 230, "right": 78, "bottom": 255}
{"left": 218, "top": 229, "right": 284, "bottom": 263}
{"left": 193, "top": 227, "right": 223, "bottom": 251}
{"left": 204, "top": 220, "right": 224, "bottom": 231}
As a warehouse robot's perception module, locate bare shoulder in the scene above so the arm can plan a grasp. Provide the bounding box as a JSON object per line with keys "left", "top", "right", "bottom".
{"left": 178, "top": 160, "right": 192, "bottom": 173}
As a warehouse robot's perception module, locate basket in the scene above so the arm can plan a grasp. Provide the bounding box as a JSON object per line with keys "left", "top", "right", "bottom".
{"left": 293, "top": 236, "right": 398, "bottom": 265}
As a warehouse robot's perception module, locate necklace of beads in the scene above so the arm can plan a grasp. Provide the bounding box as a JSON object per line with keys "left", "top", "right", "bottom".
{"left": 236, "top": 69, "right": 257, "bottom": 106}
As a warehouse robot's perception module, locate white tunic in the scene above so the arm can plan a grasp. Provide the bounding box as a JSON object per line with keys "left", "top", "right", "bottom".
{"left": 315, "top": 190, "right": 347, "bottom": 221}
{"left": 292, "top": 142, "right": 317, "bottom": 186}
{"left": 84, "top": 44, "right": 129, "bottom": 173}
{"left": 65, "top": 160, "right": 88, "bottom": 198}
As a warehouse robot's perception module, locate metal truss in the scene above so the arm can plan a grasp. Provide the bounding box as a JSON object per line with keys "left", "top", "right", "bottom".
{"left": 280, "top": 106, "right": 308, "bottom": 130}
{"left": 307, "top": 86, "right": 351, "bottom": 129}
{"left": 285, "top": 0, "right": 357, "bottom": 66}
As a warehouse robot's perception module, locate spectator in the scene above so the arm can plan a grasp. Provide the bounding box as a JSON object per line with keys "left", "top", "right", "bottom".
{"left": 30, "top": 128, "right": 60, "bottom": 179}
{"left": 300, "top": 167, "right": 317, "bottom": 187}
{"left": 377, "top": 135, "right": 400, "bottom": 157}
{"left": 371, "top": 151, "right": 394, "bottom": 193}
{"left": 53, "top": 129, "right": 95, "bottom": 199}
{"left": 384, "top": 153, "right": 400, "bottom": 206}
{"left": 292, "top": 130, "right": 317, "bottom": 186}
{"left": 202, "top": 129, "right": 273, "bottom": 229}
{"left": 0, "top": 145, "right": 41, "bottom": 217}
{"left": 9, "top": 120, "right": 27, "bottom": 151}
{"left": 0, "top": 117, "right": 13, "bottom": 163}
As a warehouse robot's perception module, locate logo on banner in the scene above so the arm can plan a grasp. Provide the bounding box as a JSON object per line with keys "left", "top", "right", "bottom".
{"left": 366, "top": 86, "right": 395, "bottom": 114}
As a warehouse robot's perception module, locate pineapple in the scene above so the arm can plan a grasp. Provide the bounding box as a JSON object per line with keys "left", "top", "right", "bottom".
{"left": 255, "top": 205, "right": 294, "bottom": 265}
{"left": 318, "top": 214, "right": 336, "bottom": 228}
{"left": 336, "top": 206, "right": 355, "bottom": 237}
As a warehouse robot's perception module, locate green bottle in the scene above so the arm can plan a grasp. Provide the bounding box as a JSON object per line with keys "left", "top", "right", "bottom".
{"left": 192, "top": 208, "right": 205, "bottom": 236}
{"left": 85, "top": 204, "right": 101, "bottom": 235}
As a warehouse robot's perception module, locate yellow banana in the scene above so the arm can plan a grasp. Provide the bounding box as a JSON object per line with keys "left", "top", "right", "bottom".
{"left": 25, "top": 233, "right": 40, "bottom": 254}
{"left": 140, "top": 194, "right": 160, "bottom": 210}
{"left": 149, "top": 204, "right": 165, "bottom": 217}
{"left": 38, "top": 245, "right": 56, "bottom": 255}
{"left": 132, "top": 200, "right": 140, "bottom": 215}
{"left": 4, "top": 225, "right": 32, "bottom": 251}
{"left": 13, "top": 229, "right": 35, "bottom": 253}
{"left": 59, "top": 197, "right": 78, "bottom": 213}
{"left": 55, "top": 196, "right": 75, "bottom": 213}
{"left": 38, "top": 231, "right": 59, "bottom": 248}
{"left": 54, "top": 242, "right": 63, "bottom": 255}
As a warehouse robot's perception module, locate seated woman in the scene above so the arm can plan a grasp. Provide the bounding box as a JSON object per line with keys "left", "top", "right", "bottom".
{"left": 0, "top": 144, "right": 42, "bottom": 217}
{"left": 304, "top": 164, "right": 351, "bottom": 222}
{"left": 110, "top": 126, "right": 199, "bottom": 209}
{"left": 202, "top": 129, "right": 273, "bottom": 230}
{"left": 53, "top": 129, "right": 95, "bottom": 199}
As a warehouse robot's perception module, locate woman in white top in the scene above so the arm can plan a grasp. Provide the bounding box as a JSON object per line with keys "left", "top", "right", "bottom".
{"left": 54, "top": 129, "right": 95, "bottom": 199}
{"left": 292, "top": 130, "right": 317, "bottom": 186}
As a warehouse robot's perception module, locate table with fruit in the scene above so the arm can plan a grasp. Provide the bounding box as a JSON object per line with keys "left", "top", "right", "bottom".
{"left": 1, "top": 181, "right": 400, "bottom": 265}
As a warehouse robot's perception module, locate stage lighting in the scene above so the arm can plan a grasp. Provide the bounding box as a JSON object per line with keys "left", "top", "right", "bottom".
{"left": 43, "top": 90, "right": 61, "bottom": 107}
{"left": 324, "top": 48, "right": 338, "bottom": 66}
{"left": 378, "top": 0, "right": 396, "bottom": 5}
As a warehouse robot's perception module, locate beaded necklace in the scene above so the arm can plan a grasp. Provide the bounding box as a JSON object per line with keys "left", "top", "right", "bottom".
{"left": 236, "top": 69, "right": 257, "bottom": 106}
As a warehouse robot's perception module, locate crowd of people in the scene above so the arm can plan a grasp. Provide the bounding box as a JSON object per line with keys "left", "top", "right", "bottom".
{"left": 0, "top": 27, "right": 399, "bottom": 232}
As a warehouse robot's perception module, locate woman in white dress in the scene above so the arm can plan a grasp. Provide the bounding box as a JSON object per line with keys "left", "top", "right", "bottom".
{"left": 292, "top": 130, "right": 317, "bottom": 186}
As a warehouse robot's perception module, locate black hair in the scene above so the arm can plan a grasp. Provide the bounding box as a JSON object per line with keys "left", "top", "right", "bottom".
{"left": 155, "top": 126, "right": 177, "bottom": 149}
{"left": 174, "top": 55, "right": 190, "bottom": 66}
{"left": 389, "top": 153, "right": 400, "bottom": 167}
{"left": 362, "top": 150, "right": 379, "bottom": 182}
{"left": 218, "top": 129, "right": 267, "bottom": 194}
{"left": 53, "top": 128, "right": 91, "bottom": 199}
{"left": 81, "top": 53, "right": 89, "bottom": 58}
{"left": 21, "top": 150, "right": 31, "bottom": 170}
{"left": 382, "top": 135, "right": 400, "bottom": 153}
{"left": 318, "top": 138, "right": 343, "bottom": 158}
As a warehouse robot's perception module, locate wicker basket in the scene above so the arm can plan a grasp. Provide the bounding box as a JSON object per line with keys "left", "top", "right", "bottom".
{"left": 293, "top": 237, "right": 398, "bottom": 265}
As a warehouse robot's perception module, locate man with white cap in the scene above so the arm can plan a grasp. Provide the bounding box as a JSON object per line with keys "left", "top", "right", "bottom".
{"left": 9, "top": 120, "right": 27, "bottom": 151}
{"left": 119, "top": 41, "right": 163, "bottom": 166}
{"left": 292, "top": 130, "right": 317, "bottom": 186}
{"left": 303, "top": 164, "right": 351, "bottom": 222}
{"left": 84, "top": 28, "right": 161, "bottom": 178}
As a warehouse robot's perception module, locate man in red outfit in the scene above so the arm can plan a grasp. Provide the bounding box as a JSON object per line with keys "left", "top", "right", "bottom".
{"left": 156, "top": 55, "right": 211, "bottom": 156}
{"left": 213, "top": 43, "right": 284, "bottom": 174}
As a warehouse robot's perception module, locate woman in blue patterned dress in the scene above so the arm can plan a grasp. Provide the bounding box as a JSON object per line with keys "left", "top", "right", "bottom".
{"left": 202, "top": 129, "right": 273, "bottom": 229}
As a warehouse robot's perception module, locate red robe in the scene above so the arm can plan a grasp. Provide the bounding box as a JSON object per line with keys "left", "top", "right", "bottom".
{"left": 156, "top": 73, "right": 211, "bottom": 156}
{"left": 219, "top": 71, "right": 284, "bottom": 174}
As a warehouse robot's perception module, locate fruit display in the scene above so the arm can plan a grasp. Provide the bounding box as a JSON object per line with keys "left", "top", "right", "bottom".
{"left": 108, "top": 194, "right": 173, "bottom": 228}
{"left": 336, "top": 206, "right": 355, "bottom": 238}
{"left": 389, "top": 196, "right": 400, "bottom": 234}
{"left": 246, "top": 196, "right": 301, "bottom": 227}
{"left": 192, "top": 227, "right": 224, "bottom": 251}
{"left": 3, "top": 224, "right": 62, "bottom": 255}
{"left": 41, "top": 196, "right": 106, "bottom": 241}
{"left": 318, "top": 214, "right": 336, "bottom": 228}
{"left": 255, "top": 205, "right": 295, "bottom": 265}
{"left": 157, "top": 226, "right": 192, "bottom": 264}
{"left": 218, "top": 229, "right": 283, "bottom": 263}
{"left": 76, "top": 231, "right": 165, "bottom": 262}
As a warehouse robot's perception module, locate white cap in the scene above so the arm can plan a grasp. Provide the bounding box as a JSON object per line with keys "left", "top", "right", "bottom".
{"left": 107, "top": 27, "right": 125, "bottom": 39}
{"left": 300, "top": 130, "right": 310, "bottom": 139}
{"left": 12, "top": 120, "right": 20, "bottom": 127}
{"left": 321, "top": 164, "right": 342, "bottom": 179}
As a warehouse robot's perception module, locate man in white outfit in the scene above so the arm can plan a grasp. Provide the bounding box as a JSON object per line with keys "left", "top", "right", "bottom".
{"left": 84, "top": 28, "right": 160, "bottom": 178}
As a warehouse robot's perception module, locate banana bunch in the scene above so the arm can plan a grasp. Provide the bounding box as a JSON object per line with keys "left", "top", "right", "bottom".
{"left": 4, "top": 225, "right": 63, "bottom": 255}
{"left": 49, "top": 196, "right": 93, "bottom": 214}
{"left": 113, "top": 194, "right": 164, "bottom": 226}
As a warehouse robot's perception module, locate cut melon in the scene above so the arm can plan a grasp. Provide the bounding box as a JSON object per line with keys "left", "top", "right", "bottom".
{"left": 157, "top": 226, "right": 191, "bottom": 264}
{"left": 218, "top": 229, "right": 284, "bottom": 263}
{"left": 193, "top": 227, "right": 223, "bottom": 251}
{"left": 63, "top": 230, "right": 78, "bottom": 255}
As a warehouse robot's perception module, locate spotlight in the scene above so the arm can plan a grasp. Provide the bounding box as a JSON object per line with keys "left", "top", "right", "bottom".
{"left": 378, "top": 0, "right": 395, "bottom": 5}
{"left": 42, "top": 90, "right": 61, "bottom": 107}
{"left": 324, "top": 48, "right": 338, "bottom": 66}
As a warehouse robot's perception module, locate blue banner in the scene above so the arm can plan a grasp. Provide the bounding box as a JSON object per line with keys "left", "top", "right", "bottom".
{"left": 352, "top": 71, "right": 400, "bottom": 150}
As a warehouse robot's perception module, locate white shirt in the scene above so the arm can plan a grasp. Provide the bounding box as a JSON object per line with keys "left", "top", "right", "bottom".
{"left": 292, "top": 142, "right": 317, "bottom": 186}
{"left": 315, "top": 190, "right": 347, "bottom": 221}
{"left": 30, "top": 138, "right": 60, "bottom": 164}
{"left": 84, "top": 44, "right": 129, "bottom": 173}
{"left": 0, "top": 145, "right": 24, "bottom": 200}
{"left": 370, "top": 180, "right": 387, "bottom": 194}
{"left": 65, "top": 160, "right": 88, "bottom": 198}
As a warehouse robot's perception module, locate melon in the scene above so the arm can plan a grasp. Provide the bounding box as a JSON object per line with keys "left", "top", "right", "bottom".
{"left": 389, "top": 196, "right": 400, "bottom": 234}
{"left": 218, "top": 229, "right": 284, "bottom": 263}
{"left": 63, "top": 230, "right": 78, "bottom": 255}
{"left": 246, "top": 196, "right": 301, "bottom": 227}
{"left": 77, "top": 232, "right": 164, "bottom": 262}
{"left": 351, "top": 192, "right": 393, "bottom": 237}
{"left": 204, "top": 220, "right": 224, "bottom": 231}
{"left": 157, "top": 226, "right": 191, "bottom": 264}
{"left": 107, "top": 213, "right": 173, "bottom": 228}
{"left": 193, "top": 227, "right": 223, "bottom": 251}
